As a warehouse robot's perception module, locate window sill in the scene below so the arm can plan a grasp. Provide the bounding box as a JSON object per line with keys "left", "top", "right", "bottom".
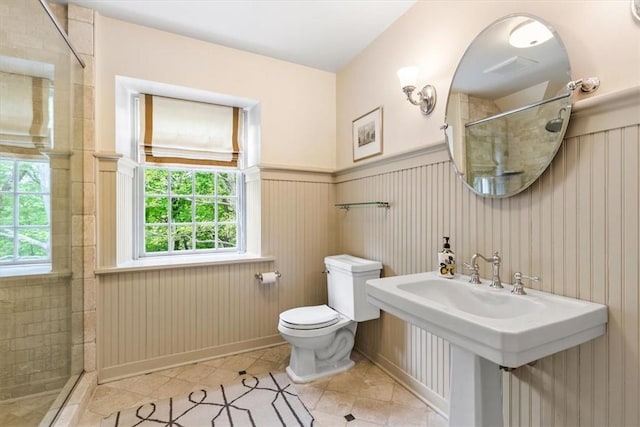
{"left": 94, "top": 253, "right": 275, "bottom": 275}
{"left": 0, "top": 264, "right": 54, "bottom": 278}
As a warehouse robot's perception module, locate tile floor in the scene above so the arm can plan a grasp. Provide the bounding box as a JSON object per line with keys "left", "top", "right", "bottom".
{"left": 0, "top": 392, "right": 58, "bottom": 427}
{"left": 78, "top": 344, "right": 448, "bottom": 427}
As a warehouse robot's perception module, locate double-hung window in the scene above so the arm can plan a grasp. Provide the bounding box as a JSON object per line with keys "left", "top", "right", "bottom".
{"left": 135, "top": 94, "right": 244, "bottom": 258}
{"left": 0, "top": 158, "right": 50, "bottom": 265}
{"left": 0, "top": 71, "right": 53, "bottom": 269}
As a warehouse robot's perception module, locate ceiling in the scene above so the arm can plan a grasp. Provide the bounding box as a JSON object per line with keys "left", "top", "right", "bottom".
{"left": 53, "top": 0, "right": 417, "bottom": 72}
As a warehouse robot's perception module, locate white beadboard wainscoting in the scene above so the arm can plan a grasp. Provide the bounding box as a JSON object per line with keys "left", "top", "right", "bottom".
{"left": 335, "top": 90, "right": 639, "bottom": 426}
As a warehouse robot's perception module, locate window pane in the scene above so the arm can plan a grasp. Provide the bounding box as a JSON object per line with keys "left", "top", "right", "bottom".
{"left": 217, "top": 172, "right": 236, "bottom": 196}
{"left": 17, "top": 228, "right": 49, "bottom": 258}
{"left": 18, "top": 195, "right": 49, "bottom": 225}
{"left": 0, "top": 160, "right": 13, "bottom": 191}
{"left": 171, "top": 171, "right": 193, "bottom": 195}
{"left": 171, "top": 197, "right": 192, "bottom": 223}
{"left": 0, "top": 233, "right": 12, "bottom": 261}
{"left": 145, "top": 226, "right": 168, "bottom": 253}
{"left": 195, "top": 172, "right": 214, "bottom": 195}
{"left": 141, "top": 167, "right": 241, "bottom": 256}
{"left": 217, "top": 197, "right": 236, "bottom": 222}
{"left": 195, "top": 198, "right": 214, "bottom": 222}
{"left": 217, "top": 224, "right": 236, "bottom": 248}
{"left": 195, "top": 225, "right": 215, "bottom": 249}
{"left": 145, "top": 169, "right": 168, "bottom": 194}
{"left": 172, "top": 225, "right": 193, "bottom": 251}
{"left": 17, "top": 162, "right": 48, "bottom": 193}
{"left": 0, "top": 195, "right": 13, "bottom": 226}
{"left": 145, "top": 197, "right": 168, "bottom": 223}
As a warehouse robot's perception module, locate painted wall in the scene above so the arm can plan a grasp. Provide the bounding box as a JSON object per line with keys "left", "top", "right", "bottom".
{"left": 335, "top": 0, "right": 640, "bottom": 425}
{"left": 336, "top": 0, "right": 640, "bottom": 169}
{"left": 94, "top": 15, "right": 336, "bottom": 171}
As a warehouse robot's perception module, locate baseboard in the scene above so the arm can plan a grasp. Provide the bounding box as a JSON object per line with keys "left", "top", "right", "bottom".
{"left": 355, "top": 345, "right": 449, "bottom": 419}
{"left": 98, "top": 335, "right": 285, "bottom": 383}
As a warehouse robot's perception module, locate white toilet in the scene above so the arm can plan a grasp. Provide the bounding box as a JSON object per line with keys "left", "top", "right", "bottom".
{"left": 278, "top": 254, "right": 382, "bottom": 383}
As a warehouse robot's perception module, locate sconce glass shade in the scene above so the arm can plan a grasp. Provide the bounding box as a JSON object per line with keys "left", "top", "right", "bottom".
{"left": 509, "top": 19, "right": 553, "bottom": 48}
{"left": 397, "top": 66, "right": 418, "bottom": 88}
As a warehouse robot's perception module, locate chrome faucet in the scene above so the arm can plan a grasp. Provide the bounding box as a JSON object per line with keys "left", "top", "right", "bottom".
{"left": 467, "top": 252, "right": 503, "bottom": 289}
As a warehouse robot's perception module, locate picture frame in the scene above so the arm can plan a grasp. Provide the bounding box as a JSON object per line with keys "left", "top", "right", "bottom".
{"left": 352, "top": 106, "right": 382, "bottom": 162}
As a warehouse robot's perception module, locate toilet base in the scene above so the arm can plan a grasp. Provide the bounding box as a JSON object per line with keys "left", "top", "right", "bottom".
{"left": 286, "top": 357, "right": 355, "bottom": 383}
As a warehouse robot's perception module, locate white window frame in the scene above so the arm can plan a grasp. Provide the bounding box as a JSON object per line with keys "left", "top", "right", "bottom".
{"left": 0, "top": 157, "right": 51, "bottom": 267}
{"left": 131, "top": 95, "right": 246, "bottom": 260}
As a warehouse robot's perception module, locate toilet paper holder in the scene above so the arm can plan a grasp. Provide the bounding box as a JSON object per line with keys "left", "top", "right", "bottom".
{"left": 254, "top": 271, "right": 282, "bottom": 281}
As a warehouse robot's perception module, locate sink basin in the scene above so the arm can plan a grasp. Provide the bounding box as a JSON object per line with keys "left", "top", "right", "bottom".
{"left": 366, "top": 271, "right": 607, "bottom": 368}
{"left": 366, "top": 271, "right": 607, "bottom": 426}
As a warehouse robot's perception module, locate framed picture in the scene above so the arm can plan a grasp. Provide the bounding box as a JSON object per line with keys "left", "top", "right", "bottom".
{"left": 352, "top": 106, "right": 382, "bottom": 161}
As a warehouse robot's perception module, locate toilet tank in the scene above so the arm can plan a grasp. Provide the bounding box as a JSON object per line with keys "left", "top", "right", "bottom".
{"left": 325, "top": 254, "right": 382, "bottom": 322}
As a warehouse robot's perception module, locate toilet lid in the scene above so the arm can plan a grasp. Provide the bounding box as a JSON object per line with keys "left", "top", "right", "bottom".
{"left": 279, "top": 305, "right": 340, "bottom": 329}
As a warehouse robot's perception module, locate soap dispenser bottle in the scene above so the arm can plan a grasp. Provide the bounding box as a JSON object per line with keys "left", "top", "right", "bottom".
{"left": 438, "top": 236, "right": 456, "bottom": 278}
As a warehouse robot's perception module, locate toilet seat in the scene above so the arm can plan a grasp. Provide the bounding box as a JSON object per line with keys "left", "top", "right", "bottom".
{"left": 279, "top": 305, "right": 339, "bottom": 330}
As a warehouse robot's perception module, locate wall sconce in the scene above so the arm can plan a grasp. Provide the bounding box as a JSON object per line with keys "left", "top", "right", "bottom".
{"left": 397, "top": 66, "right": 437, "bottom": 115}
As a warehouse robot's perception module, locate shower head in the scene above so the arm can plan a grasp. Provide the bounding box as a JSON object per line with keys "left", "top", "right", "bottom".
{"left": 545, "top": 107, "right": 567, "bottom": 133}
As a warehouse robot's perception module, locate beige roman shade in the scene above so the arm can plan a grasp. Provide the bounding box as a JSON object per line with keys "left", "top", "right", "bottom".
{"left": 140, "top": 94, "right": 241, "bottom": 167}
{"left": 0, "top": 71, "right": 52, "bottom": 152}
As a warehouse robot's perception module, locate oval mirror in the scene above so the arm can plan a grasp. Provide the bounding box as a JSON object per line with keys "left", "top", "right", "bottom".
{"left": 445, "top": 14, "right": 573, "bottom": 198}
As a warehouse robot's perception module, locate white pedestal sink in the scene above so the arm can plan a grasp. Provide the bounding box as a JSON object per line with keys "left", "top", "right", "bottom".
{"left": 366, "top": 272, "right": 607, "bottom": 427}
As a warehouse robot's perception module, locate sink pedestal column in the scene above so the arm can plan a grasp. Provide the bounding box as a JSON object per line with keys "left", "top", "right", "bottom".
{"left": 449, "top": 345, "right": 503, "bottom": 427}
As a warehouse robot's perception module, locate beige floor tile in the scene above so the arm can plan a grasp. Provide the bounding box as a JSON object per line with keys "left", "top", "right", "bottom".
{"left": 148, "top": 377, "right": 196, "bottom": 400}
{"left": 87, "top": 385, "right": 146, "bottom": 416}
{"left": 218, "top": 355, "right": 259, "bottom": 372}
{"left": 351, "top": 420, "right": 385, "bottom": 427}
{"left": 199, "top": 368, "right": 240, "bottom": 387}
{"left": 155, "top": 365, "right": 188, "bottom": 378}
{"left": 387, "top": 402, "right": 430, "bottom": 426}
{"left": 427, "top": 411, "right": 448, "bottom": 427}
{"left": 392, "top": 384, "right": 429, "bottom": 409}
{"left": 77, "top": 347, "right": 448, "bottom": 427}
{"left": 315, "top": 390, "right": 356, "bottom": 415}
{"left": 261, "top": 345, "right": 291, "bottom": 363}
{"left": 128, "top": 372, "right": 173, "bottom": 395}
{"left": 174, "top": 363, "right": 216, "bottom": 382}
{"left": 326, "top": 370, "right": 366, "bottom": 394}
{"left": 351, "top": 396, "right": 392, "bottom": 424}
{"left": 311, "top": 409, "right": 348, "bottom": 427}
{"left": 242, "top": 348, "right": 267, "bottom": 359}
{"left": 364, "top": 365, "right": 396, "bottom": 384}
{"left": 200, "top": 357, "right": 226, "bottom": 368}
{"left": 246, "top": 358, "right": 280, "bottom": 376}
{"left": 295, "top": 383, "right": 325, "bottom": 410}
{"left": 359, "top": 380, "right": 395, "bottom": 401}
{"left": 77, "top": 409, "right": 103, "bottom": 427}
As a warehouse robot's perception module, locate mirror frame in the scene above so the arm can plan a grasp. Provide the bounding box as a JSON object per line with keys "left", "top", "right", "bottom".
{"left": 444, "top": 13, "right": 574, "bottom": 198}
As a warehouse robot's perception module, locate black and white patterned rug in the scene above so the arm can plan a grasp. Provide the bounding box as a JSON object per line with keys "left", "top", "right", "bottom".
{"left": 101, "top": 372, "right": 314, "bottom": 426}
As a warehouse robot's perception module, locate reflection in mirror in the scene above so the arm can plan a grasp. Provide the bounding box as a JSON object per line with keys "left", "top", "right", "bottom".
{"left": 445, "top": 14, "right": 573, "bottom": 198}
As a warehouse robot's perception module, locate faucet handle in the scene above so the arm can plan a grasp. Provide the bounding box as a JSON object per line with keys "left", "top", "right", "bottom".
{"left": 511, "top": 272, "right": 540, "bottom": 295}
{"left": 463, "top": 262, "right": 481, "bottom": 284}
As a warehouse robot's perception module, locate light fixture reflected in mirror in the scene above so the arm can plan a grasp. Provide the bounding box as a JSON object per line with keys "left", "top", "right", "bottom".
{"left": 397, "top": 66, "right": 437, "bottom": 115}
{"left": 509, "top": 19, "right": 553, "bottom": 48}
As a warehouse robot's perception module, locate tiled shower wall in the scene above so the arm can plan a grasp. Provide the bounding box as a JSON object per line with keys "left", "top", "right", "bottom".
{"left": 0, "top": 0, "right": 89, "bottom": 402}
{"left": 0, "top": 274, "right": 71, "bottom": 400}
{"left": 335, "top": 121, "right": 640, "bottom": 426}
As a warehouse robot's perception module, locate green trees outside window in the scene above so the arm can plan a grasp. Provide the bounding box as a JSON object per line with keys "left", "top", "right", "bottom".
{"left": 0, "top": 158, "right": 51, "bottom": 264}
{"left": 143, "top": 167, "right": 239, "bottom": 254}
